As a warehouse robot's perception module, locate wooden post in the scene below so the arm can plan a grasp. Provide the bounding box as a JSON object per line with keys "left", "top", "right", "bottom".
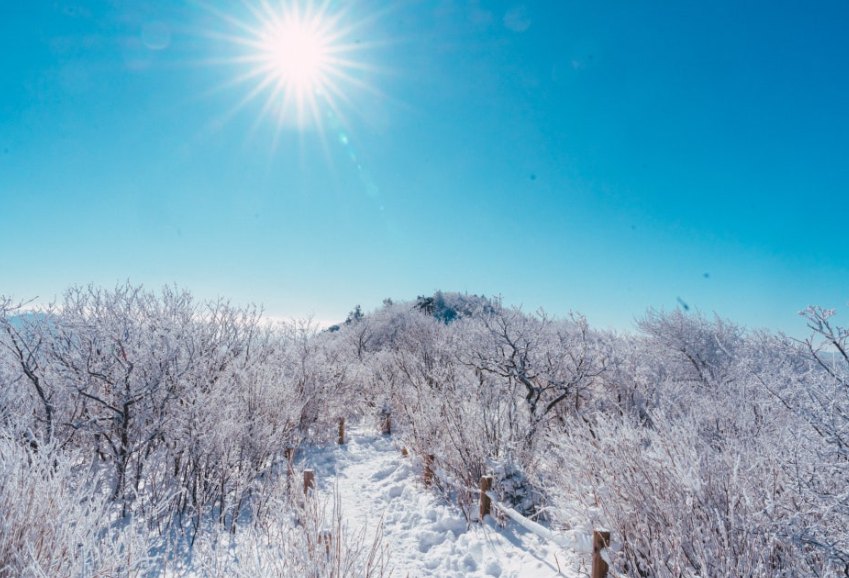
{"left": 381, "top": 412, "right": 391, "bottom": 435}
{"left": 284, "top": 446, "right": 294, "bottom": 495}
{"left": 480, "top": 476, "right": 493, "bottom": 520}
{"left": 285, "top": 446, "right": 295, "bottom": 480}
{"left": 423, "top": 454, "right": 435, "bottom": 487}
{"left": 303, "top": 469, "right": 316, "bottom": 498}
{"left": 319, "top": 530, "right": 332, "bottom": 554}
{"left": 338, "top": 417, "right": 345, "bottom": 445}
{"left": 592, "top": 530, "right": 611, "bottom": 578}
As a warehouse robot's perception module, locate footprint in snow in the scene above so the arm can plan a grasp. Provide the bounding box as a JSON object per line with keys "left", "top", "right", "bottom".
{"left": 417, "top": 530, "right": 447, "bottom": 553}
{"left": 461, "top": 552, "right": 478, "bottom": 572}
{"left": 370, "top": 465, "right": 396, "bottom": 481}
{"left": 435, "top": 516, "right": 467, "bottom": 534}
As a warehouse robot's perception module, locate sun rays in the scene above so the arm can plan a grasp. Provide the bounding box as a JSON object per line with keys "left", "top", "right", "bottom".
{"left": 204, "top": 0, "right": 381, "bottom": 136}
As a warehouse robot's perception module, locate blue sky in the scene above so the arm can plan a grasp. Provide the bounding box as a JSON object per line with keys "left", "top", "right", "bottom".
{"left": 1, "top": 0, "right": 848, "bottom": 334}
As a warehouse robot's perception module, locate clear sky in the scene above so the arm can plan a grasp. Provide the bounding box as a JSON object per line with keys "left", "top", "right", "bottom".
{"left": 1, "top": 0, "right": 848, "bottom": 335}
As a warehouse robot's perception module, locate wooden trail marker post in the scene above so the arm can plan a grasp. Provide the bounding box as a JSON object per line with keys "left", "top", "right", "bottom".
{"left": 319, "top": 530, "right": 332, "bottom": 555}
{"left": 423, "top": 454, "right": 435, "bottom": 487}
{"left": 479, "top": 476, "right": 493, "bottom": 520}
{"left": 338, "top": 417, "right": 345, "bottom": 445}
{"left": 592, "top": 530, "right": 611, "bottom": 578}
{"left": 284, "top": 446, "right": 295, "bottom": 494}
{"left": 303, "top": 469, "right": 316, "bottom": 498}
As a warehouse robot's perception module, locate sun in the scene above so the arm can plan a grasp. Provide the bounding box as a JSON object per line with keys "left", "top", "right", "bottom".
{"left": 206, "top": 0, "right": 378, "bottom": 133}
{"left": 254, "top": 5, "right": 336, "bottom": 111}
{"left": 263, "top": 18, "right": 328, "bottom": 92}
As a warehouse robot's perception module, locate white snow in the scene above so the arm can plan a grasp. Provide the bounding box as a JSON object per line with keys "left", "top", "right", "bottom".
{"left": 303, "top": 428, "right": 591, "bottom": 578}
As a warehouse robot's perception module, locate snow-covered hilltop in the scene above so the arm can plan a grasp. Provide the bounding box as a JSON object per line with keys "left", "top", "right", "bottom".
{"left": 1, "top": 285, "right": 847, "bottom": 577}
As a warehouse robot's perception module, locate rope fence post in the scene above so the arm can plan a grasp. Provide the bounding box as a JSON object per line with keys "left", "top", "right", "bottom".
{"left": 285, "top": 445, "right": 295, "bottom": 494}
{"left": 479, "top": 476, "right": 493, "bottom": 520}
{"left": 338, "top": 417, "right": 345, "bottom": 445}
{"left": 423, "top": 454, "right": 435, "bottom": 487}
{"left": 592, "top": 530, "right": 610, "bottom": 578}
{"left": 304, "top": 469, "right": 316, "bottom": 498}
{"left": 423, "top": 459, "right": 611, "bottom": 575}
{"left": 319, "top": 530, "right": 332, "bottom": 555}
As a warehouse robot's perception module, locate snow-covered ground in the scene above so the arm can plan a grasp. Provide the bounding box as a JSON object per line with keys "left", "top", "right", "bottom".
{"left": 304, "top": 428, "right": 590, "bottom": 578}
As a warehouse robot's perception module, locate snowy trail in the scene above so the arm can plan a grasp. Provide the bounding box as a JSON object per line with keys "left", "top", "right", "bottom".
{"left": 305, "top": 429, "right": 587, "bottom": 578}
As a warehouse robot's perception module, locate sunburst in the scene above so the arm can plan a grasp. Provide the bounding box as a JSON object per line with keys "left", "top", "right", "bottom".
{"left": 205, "top": 0, "right": 379, "bottom": 134}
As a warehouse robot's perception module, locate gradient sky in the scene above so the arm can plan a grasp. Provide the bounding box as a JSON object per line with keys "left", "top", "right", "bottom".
{"left": 1, "top": 0, "right": 848, "bottom": 335}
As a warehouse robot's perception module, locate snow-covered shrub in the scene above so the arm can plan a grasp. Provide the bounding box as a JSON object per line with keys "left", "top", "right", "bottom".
{"left": 0, "top": 436, "right": 156, "bottom": 577}
{"left": 0, "top": 284, "right": 353, "bottom": 538}
{"left": 537, "top": 309, "right": 847, "bottom": 577}
{"left": 338, "top": 302, "right": 609, "bottom": 518}
{"left": 748, "top": 306, "right": 849, "bottom": 571}
{"left": 5, "top": 286, "right": 847, "bottom": 576}
{"left": 543, "top": 409, "right": 815, "bottom": 577}
{"left": 188, "top": 488, "right": 390, "bottom": 578}
{"left": 637, "top": 308, "right": 744, "bottom": 391}
{"left": 379, "top": 315, "right": 494, "bottom": 506}
{"left": 0, "top": 340, "right": 38, "bottom": 444}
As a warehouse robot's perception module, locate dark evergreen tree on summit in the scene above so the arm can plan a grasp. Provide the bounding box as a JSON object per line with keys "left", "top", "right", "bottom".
{"left": 345, "top": 305, "right": 364, "bottom": 325}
